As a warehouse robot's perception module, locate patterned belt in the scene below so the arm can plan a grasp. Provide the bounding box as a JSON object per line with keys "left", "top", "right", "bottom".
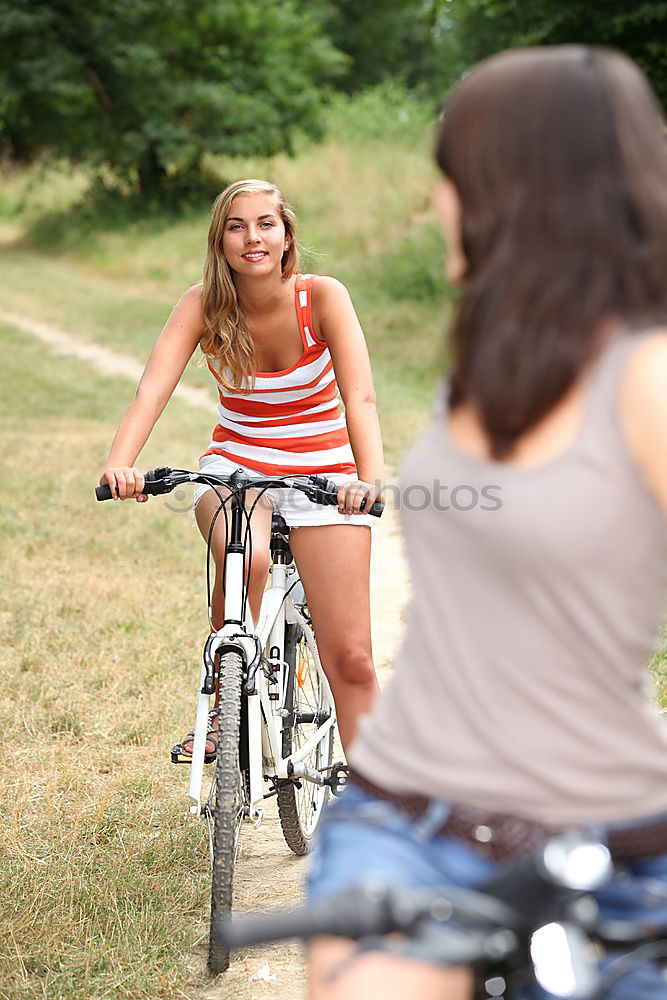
{"left": 348, "top": 770, "right": 667, "bottom": 864}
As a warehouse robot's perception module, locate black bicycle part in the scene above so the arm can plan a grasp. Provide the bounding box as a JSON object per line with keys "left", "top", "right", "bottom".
{"left": 216, "top": 881, "right": 522, "bottom": 953}
{"left": 204, "top": 476, "right": 250, "bottom": 629}
{"left": 326, "top": 762, "right": 349, "bottom": 796}
{"left": 95, "top": 465, "right": 176, "bottom": 501}
{"left": 208, "top": 650, "right": 244, "bottom": 974}
{"left": 269, "top": 513, "right": 293, "bottom": 565}
{"left": 201, "top": 633, "right": 218, "bottom": 695}
{"left": 305, "top": 474, "right": 384, "bottom": 517}
{"left": 96, "top": 467, "right": 384, "bottom": 519}
{"left": 213, "top": 848, "right": 667, "bottom": 996}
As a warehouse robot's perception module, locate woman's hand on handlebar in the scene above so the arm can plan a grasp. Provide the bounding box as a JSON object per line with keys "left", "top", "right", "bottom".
{"left": 337, "top": 479, "right": 383, "bottom": 515}
{"left": 99, "top": 466, "right": 148, "bottom": 502}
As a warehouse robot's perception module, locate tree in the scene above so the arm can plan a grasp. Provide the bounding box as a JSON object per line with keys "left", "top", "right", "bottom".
{"left": 308, "top": 0, "right": 445, "bottom": 92}
{"left": 435, "top": 0, "right": 667, "bottom": 110}
{"left": 0, "top": 0, "right": 345, "bottom": 197}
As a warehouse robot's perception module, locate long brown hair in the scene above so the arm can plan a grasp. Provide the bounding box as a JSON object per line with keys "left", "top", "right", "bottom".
{"left": 435, "top": 46, "right": 667, "bottom": 458}
{"left": 201, "top": 179, "right": 300, "bottom": 389}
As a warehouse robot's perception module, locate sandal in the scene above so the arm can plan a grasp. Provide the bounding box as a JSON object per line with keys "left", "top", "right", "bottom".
{"left": 171, "top": 709, "right": 220, "bottom": 764}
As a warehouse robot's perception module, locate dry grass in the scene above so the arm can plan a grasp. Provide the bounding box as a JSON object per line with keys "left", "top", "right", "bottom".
{"left": 0, "top": 318, "right": 411, "bottom": 1000}
{"left": 2, "top": 86, "right": 666, "bottom": 998}
{"left": 0, "top": 324, "right": 219, "bottom": 998}
{"left": 0, "top": 88, "right": 447, "bottom": 467}
{"left": 0, "top": 314, "right": 414, "bottom": 1000}
{"left": 0, "top": 95, "right": 437, "bottom": 996}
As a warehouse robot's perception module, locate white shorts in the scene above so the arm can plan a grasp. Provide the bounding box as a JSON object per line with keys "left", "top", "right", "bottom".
{"left": 193, "top": 453, "right": 374, "bottom": 529}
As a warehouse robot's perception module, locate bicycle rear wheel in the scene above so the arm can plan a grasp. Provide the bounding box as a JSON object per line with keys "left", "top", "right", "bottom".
{"left": 208, "top": 650, "right": 244, "bottom": 974}
{"left": 277, "top": 621, "right": 334, "bottom": 855}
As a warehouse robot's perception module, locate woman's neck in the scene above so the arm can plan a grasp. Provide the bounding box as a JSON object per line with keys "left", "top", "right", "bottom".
{"left": 235, "top": 271, "right": 292, "bottom": 316}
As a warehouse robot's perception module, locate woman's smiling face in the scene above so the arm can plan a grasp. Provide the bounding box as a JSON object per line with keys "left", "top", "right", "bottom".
{"left": 221, "top": 192, "right": 289, "bottom": 276}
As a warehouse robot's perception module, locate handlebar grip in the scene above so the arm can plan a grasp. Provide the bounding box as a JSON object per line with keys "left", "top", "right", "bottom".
{"left": 482, "top": 853, "right": 557, "bottom": 929}
{"left": 95, "top": 467, "right": 174, "bottom": 502}
{"left": 317, "top": 478, "right": 384, "bottom": 518}
{"left": 364, "top": 498, "right": 384, "bottom": 518}
{"left": 218, "top": 889, "right": 394, "bottom": 950}
{"left": 96, "top": 480, "right": 166, "bottom": 501}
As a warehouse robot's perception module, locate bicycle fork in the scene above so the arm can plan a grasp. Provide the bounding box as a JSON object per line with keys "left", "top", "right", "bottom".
{"left": 188, "top": 490, "right": 256, "bottom": 816}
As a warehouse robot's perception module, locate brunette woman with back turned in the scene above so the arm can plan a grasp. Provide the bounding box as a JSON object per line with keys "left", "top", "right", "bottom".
{"left": 307, "top": 47, "right": 667, "bottom": 1000}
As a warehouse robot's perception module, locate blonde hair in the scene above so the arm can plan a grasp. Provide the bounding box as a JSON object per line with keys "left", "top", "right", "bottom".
{"left": 201, "top": 179, "right": 300, "bottom": 389}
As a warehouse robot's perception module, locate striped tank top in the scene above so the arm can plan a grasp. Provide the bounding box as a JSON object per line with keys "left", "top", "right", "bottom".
{"left": 201, "top": 274, "right": 357, "bottom": 477}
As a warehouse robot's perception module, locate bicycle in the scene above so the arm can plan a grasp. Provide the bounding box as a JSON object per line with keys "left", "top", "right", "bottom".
{"left": 218, "top": 832, "right": 667, "bottom": 998}
{"left": 96, "top": 465, "right": 383, "bottom": 973}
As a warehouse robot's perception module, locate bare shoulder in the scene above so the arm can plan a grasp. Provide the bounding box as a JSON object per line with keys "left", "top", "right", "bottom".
{"left": 177, "top": 281, "right": 204, "bottom": 311}
{"left": 621, "top": 331, "right": 667, "bottom": 411}
{"left": 168, "top": 282, "right": 205, "bottom": 330}
{"left": 311, "top": 274, "right": 352, "bottom": 310}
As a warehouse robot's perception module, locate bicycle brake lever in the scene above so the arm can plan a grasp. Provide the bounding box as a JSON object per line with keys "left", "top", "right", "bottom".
{"left": 144, "top": 478, "right": 175, "bottom": 495}
{"left": 243, "top": 637, "right": 263, "bottom": 694}
{"left": 305, "top": 475, "right": 384, "bottom": 517}
{"left": 145, "top": 466, "right": 173, "bottom": 481}
{"left": 201, "top": 634, "right": 217, "bottom": 695}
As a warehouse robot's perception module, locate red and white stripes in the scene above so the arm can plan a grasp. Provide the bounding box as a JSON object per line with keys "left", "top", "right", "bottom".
{"left": 202, "top": 275, "right": 356, "bottom": 476}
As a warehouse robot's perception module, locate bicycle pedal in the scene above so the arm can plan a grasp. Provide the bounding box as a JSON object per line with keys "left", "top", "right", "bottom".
{"left": 326, "top": 762, "right": 349, "bottom": 796}
{"left": 171, "top": 744, "right": 189, "bottom": 764}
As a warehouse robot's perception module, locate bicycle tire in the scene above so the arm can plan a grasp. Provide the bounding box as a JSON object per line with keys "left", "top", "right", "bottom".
{"left": 208, "top": 650, "right": 244, "bottom": 974}
{"left": 277, "top": 621, "right": 334, "bottom": 855}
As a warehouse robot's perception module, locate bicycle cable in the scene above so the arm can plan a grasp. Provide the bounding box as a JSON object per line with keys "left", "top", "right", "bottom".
{"left": 201, "top": 477, "right": 262, "bottom": 628}
{"left": 198, "top": 473, "right": 325, "bottom": 630}
{"left": 242, "top": 481, "right": 284, "bottom": 626}
{"left": 198, "top": 477, "right": 232, "bottom": 626}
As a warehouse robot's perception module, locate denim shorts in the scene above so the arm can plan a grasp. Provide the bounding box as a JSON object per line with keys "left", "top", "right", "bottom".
{"left": 307, "top": 783, "right": 667, "bottom": 999}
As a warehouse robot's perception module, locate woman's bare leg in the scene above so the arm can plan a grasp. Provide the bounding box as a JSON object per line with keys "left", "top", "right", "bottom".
{"left": 309, "top": 938, "right": 473, "bottom": 1000}
{"left": 194, "top": 487, "right": 274, "bottom": 628}
{"left": 288, "top": 524, "right": 378, "bottom": 750}
{"left": 179, "top": 488, "right": 274, "bottom": 755}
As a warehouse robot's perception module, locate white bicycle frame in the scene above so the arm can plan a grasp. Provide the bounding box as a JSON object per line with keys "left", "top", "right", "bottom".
{"left": 186, "top": 542, "right": 335, "bottom": 824}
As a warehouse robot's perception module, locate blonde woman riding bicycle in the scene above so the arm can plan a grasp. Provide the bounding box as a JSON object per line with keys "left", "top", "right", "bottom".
{"left": 100, "top": 178, "right": 384, "bottom": 755}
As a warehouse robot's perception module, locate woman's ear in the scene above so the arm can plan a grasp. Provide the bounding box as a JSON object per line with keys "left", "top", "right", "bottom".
{"left": 433, "top": 177, "right": 466, "bottom": 284}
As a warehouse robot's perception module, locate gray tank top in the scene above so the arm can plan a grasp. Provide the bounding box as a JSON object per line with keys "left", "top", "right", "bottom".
{"left": 351, "top": 332, "right": 667, "bottom": 825}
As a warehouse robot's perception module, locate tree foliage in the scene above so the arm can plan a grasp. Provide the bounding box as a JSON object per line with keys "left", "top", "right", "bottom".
{"left": 309, "top": 0, "right": 444, "bottom": 92}
{"left": 4, "top": 0, "right": 667, "bottom": 203}
{"left": 0, "top": 0, "right": 344, "bottom": 197}
{"left": 436, "top": 0, "right": 667, "bottom": 109}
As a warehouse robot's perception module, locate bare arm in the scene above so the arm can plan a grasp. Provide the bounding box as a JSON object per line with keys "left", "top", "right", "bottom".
{"left": 100, "top": 284, "right": 205, "bottom": 500}
{"left": 313, "top": 276, "right": 385, "bottom": 514}
{"left": 620, "top": 331, "right": 667, "bottom": 518}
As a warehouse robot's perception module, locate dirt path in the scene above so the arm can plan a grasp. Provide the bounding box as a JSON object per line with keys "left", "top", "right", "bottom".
{"left": 13, "top": 312, "right": 411, "bottom": 1000}
{"left": 0, "top": 308, "right": 214, "bottom": 410}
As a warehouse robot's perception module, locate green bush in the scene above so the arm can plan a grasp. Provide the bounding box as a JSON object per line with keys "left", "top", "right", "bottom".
{"left": 374, "top": 221, "right": 451, "bottom": 303}
{"left": 324, "top": 80, "right": 435, "bottom": 144}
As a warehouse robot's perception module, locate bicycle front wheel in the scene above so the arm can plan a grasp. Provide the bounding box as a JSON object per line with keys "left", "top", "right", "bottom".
{"left": 208, "top": 650, "right": 244, "bottom": 974}
{"left": 277, "top": 621, "right": 334, "bottom": 855}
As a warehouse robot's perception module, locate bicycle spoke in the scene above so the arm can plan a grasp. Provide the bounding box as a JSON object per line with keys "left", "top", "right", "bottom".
{"left": 277, "top": 617, "right": 334, "bottom": 854}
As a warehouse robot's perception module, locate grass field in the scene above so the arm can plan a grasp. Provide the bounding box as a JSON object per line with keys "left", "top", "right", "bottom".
{"left": 1, "top": 84, "right": 666, "bottom": 999}
{"left": 0, "top": 86, "right": 447, "bottom": 464}
{"left": 0, "top": 88, "right": 447, "bottom": 999}
{"left": 0, "top": 322, "right": 214, "bottom": 998}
